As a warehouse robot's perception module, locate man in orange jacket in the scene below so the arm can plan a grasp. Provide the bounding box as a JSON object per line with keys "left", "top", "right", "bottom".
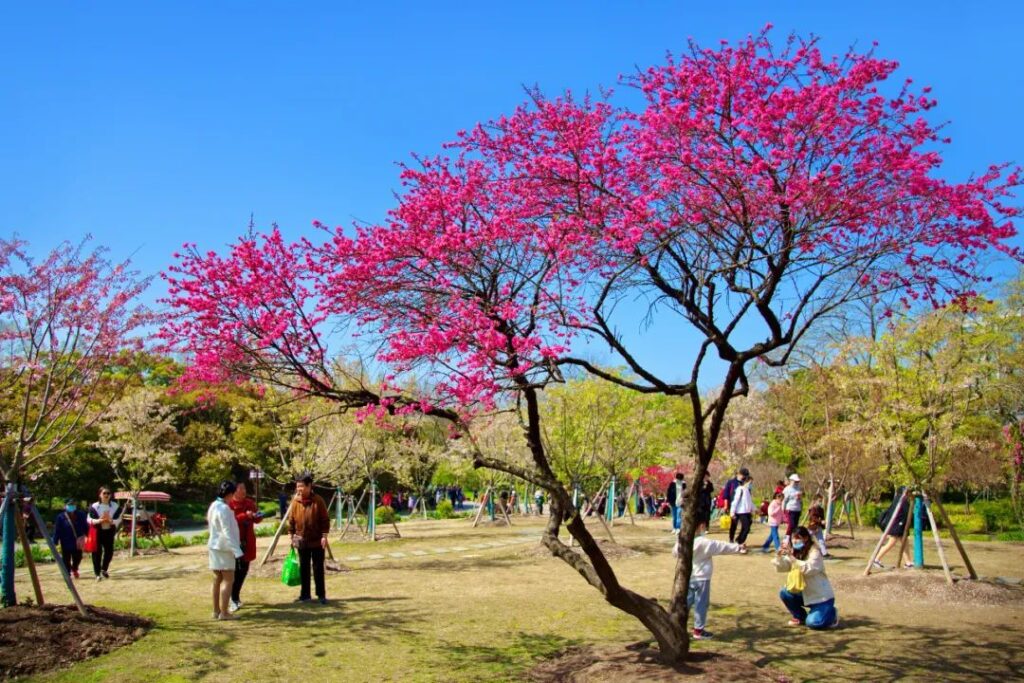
{"left": 288, "top": 473, "right": 330, "bottom": 604}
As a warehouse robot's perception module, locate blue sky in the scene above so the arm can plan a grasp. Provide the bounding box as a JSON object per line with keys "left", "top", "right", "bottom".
{"left": 3, "top": 2, "right": 1022, "bottom": 384}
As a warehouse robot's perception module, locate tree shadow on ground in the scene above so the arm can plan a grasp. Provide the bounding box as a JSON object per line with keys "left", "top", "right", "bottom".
{"left": 723, "top": 609, "right": 1024, "bottom": 682}
{"left": 434, "top": 631, "right": 581, "bottom": 675}
{"left": 238, "top": 595, "right": 421, "bottom": 636}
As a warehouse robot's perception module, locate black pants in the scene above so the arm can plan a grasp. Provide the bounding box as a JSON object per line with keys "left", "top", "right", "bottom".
{"left": 59, "top": 543, "right": 82, "bottom": 572}
{"left": 729, "top": 514, "right": 738, "bottom": 542}
{"left": 91, "top": 527, "right": 116, "bottom": 575}
{"left": 735, "top": 513, "right": 753, "bottom": 545}
{"left": 298, "top": 547, "right": 325, "bottom": 599}
{"left": 231, "top": 558, "right": 250, "bottom": 602}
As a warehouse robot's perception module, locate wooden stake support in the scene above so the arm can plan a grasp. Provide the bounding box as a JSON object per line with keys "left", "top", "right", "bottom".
{"left": 259, "top": 498, "right": 295, "bottom": 567}
{"left": 864, "top": 488, "right": 908, "bottom": 576}
{"left": 14, "top": 508, "right": 44, "bottom": 606}
{"left": 922, "top": 493, "right": 954, "bottom": 585}
{"left": 26, "top": 498, "right": 86, "bottom": 614}
{"left": 929, "top": 492, "right": 977, "bottom": 580}
{"left": 896, "top": 493, "right": 915, "bottom": 571}
{"left": 338, "top": 491, "right": 368, "bottom": 541}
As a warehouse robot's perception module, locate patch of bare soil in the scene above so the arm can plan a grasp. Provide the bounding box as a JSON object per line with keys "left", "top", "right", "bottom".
{"left": 248, "top": 554, "right": 351, "bottom": 579}
{"left": 517, "top": 538, "right": 642, "bottom": 561}
{"left": 0, "top": 604, "right": 151, "bottom": 680}
{"left": 529, "top": 644, "right": 789, "bottom": 683}
{"left": 832, "top": 571, "right": 1024, "bottom": 606}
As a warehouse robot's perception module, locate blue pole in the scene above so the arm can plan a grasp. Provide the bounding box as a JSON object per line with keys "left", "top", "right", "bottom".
{"left": 913, "top": 495, "right": 925, "bottom": 568}
{"left": 1, "top": 484, "right": 17, "bottom": 607}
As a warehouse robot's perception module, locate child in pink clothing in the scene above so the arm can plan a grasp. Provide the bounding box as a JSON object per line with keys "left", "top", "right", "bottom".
{"left": 761, "top": 492, "right": 785, "bottom": 552}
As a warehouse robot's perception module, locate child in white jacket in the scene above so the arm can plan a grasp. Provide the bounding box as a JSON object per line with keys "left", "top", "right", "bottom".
{"left": 673, "top": 520, "right": 743, "bottom": 640}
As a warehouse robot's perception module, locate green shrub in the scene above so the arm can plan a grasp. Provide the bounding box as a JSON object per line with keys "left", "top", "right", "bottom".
{"left": 375, "top": 505, "right": 398, "bottom": 525}
{"left": 15, "top": 545, "right": 53, "bottom": 568}
{"left": 974, "top": 500, "right": 1017, "bottom": 533}
{"left": 190, "top": 531, "right": 210, "bottom": 546}
{"left": 861, "top": 502, "right": 885, "bottom": 528}
{"left": 435, "top": 500, "right": 455, "bottom": 519}
{"left": 255, "top": 523, "right": 278, "bottom": 537}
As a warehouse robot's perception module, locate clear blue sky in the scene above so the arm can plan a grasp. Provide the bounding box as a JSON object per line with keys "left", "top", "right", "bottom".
{"left": 3, "top": 2, "right": 1022, "bottom": 383}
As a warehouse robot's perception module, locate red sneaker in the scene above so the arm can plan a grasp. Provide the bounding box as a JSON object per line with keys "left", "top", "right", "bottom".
{"left": 786, "top": 618, "right": 803, "bottom": 626}
{"left": 71, "top": 570, "right": 80, "bottom": 579}
{"left": 692, "top": 628, "right": 714, "bottom": 640}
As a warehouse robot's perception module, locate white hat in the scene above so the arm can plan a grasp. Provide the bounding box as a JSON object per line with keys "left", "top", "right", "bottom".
{"left": 788, "top": 473, "right": 801, "bottom": 481}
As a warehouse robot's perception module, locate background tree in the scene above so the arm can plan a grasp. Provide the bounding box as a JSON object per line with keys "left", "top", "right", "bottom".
{"left": 0, "top": 238, "right": 150, "bottom": 606}
{"left": 98, "top": 388, "right": 179, "bottom": 556}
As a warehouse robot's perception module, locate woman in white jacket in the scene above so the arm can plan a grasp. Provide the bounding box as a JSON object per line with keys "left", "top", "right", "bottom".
{"left": 208, "top": 481, "right": 244, "bottom": 620}
{"left": 772, "top": 526, "right": 839, "bottom": 629}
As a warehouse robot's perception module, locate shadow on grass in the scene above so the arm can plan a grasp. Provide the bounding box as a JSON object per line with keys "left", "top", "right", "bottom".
{"left": 724, "top": 609, "right": 1024, "bottom": 682}
{"left": 238, "top": 595, "right": 423, "bottom": 638}
{"left": 434, "top": 632, "right": 581, "bottom": 675}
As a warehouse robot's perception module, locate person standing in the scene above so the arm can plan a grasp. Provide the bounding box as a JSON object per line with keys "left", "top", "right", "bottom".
{"left": 52, "top": 498, "right": 88, "bottom": 579}
{"left": 696, "top": 472, "right": 714, "bottom": 526}
{"left": 289, "top": 473, "right": 330, "bottom": 604}
{"left": 88, "top": 487, "right": 121, "bottom": 581}
{"left": 534, "top": 489, "right": 544, "bottom": 516}
{"left": 782, "top": 474, "right": 804, "bottom": 541}
{"left": 228, "top": 481, "right": 262, "bottom": 613}
{"left": 873, "top": 488, "right": 912, "bottom": 569}
{"left": 729, "top": 471, "right": 754, "bottom": 551}
{"left": 807, "top": 494, "right": 829, "bottom": 557}
{"left": 666, "top": 473, "right": 686, "bottom": 532}
{"left": 722, "top": 469, "right": 746, "bottom": 542}
{"left": 208, "top": 481, "right": 243, "bottom": 620}
{"left": 278, "top": 490, "right": 289, "bottom": 520}
{"left": 673, "top": 518, "right": 743, "bottom": 640}
{"left": 761, "top": 492, "right": 785, "bottom": 552}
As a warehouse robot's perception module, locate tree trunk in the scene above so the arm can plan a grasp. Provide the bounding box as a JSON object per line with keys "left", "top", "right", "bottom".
{"left": 1, "top": 484, "right": 17, "bottom": 607}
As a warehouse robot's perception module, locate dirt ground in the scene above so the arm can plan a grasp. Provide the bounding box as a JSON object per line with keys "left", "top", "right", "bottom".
{"left": 0, "top": 605, "right": 150, "bottom": 680}
{"left": 7, "top": 516, "right": 1024, "bottom": 682}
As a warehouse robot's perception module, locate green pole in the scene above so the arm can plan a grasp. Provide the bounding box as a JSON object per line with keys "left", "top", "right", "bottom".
{"left": 368, "top": 481, "right": 377, "bottom": 541}
{"left": 606, "top": 476, "right": 616, "bottom": 522}
{"left": 0, "top": 484, "right": 16, "bottom": 607}
{"left": 335, "top": 486, "right": 342, "bottom": 529}
{"left": 487, "top": 489, "right": 495, "bottom": 521}
{"left": 913, "top": 495, "right": 925, "bottom": 568}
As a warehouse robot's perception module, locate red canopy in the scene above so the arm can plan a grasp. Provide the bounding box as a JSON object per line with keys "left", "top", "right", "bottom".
{"left": 114, "top": 491, "right": 171, "bottom": 502}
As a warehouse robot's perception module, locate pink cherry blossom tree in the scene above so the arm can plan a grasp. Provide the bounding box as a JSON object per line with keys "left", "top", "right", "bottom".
{"left": 0, "top": 238, "right": 151, "bottom": 606}
{"left": 164, "top": 30, "right": 1019, "bottom": 662}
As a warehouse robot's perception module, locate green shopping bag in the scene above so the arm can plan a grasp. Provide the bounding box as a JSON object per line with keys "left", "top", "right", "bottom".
{"left": 281, "top": 547, "right": 301, "bottom": 587}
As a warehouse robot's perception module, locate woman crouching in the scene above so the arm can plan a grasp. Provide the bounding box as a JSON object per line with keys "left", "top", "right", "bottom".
{"left": 772, "top": 525, "right": 839, "bottom": 629}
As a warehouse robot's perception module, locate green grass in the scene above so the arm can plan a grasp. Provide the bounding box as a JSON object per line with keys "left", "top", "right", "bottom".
{"left": 14, "top": 517, "right": 1024, "bottom": 682}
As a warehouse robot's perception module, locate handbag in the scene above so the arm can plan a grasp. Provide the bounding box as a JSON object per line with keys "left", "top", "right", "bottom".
{"left": 786, "top": 565, "right": 806, "bottom": 594}
{"left": 718, "top": 513, "right": 732, "bottom": 530}
{"left": 67, "top": 513, "right": 86, "bottom": 550}
{"left": 281, "top": 548, "right": 301, "bottom": 587}
{"left": 83, "top": 525, "right": 98, "bottom": 553}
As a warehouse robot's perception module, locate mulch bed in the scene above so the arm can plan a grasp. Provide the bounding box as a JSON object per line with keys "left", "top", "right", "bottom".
{"left": 0, "top": 604, "right": 151, "bottom": 680}
{"left": 529, "top": 643, "right": 789, "bottom": 682}
{"left": 832, "top": 571, "right": 1024, "bottom": 606}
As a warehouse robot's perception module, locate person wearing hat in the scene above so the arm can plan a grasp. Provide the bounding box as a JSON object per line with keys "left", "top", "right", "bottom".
{"left": 52, "top": 497, "right": 89, "bottom": 579}
{"left": 782, "top": 474, "right": 804, "bottom": 540}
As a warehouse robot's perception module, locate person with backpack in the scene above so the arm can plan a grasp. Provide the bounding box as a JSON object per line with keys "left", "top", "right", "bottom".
{"left": 873, "top": 488, "right": 912, "bottom": 569}
{"left": 807, "top": 494, "right": 829, "bottom": 557}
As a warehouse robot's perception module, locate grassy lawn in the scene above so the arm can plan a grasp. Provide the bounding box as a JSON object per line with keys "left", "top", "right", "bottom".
{"left": 13, "top": 516, "right": 1024, "bottom": 682}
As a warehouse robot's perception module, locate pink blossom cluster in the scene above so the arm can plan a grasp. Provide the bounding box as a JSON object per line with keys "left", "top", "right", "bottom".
{"left": 161, "top": 29, "right": 1020, "bottom": 416}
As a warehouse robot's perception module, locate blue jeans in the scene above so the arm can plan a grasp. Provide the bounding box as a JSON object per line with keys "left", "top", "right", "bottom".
{"left": 779, "top": 589, "right": 836, "bottom": 629}
{"left": 687, "top": 579, "right": 711, "bottom": 630}
{"left": 672, "top": 505, "right": 682, "bottom": 530}
{"left": 762, "top": 526, "right": 781, "bottom": 551}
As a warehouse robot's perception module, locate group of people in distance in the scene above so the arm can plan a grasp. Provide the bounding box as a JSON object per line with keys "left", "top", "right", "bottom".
{"left": 208, "top": 473, "right": 330, "bottom": 620}
{"left": 669, "top": 469, "right": 839, "bottom": 640}
{"left": 50, "top": 486, "right": 123, "bottom": 582}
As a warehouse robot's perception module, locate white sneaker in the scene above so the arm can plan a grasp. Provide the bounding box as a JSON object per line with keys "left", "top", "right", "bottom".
{"left": 228, "top": 600, "right": 240, "bottom": 613}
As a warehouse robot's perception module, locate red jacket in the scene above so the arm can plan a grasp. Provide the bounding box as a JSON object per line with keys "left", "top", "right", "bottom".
{"left": 228, "top": 496, "right": 258, "bottom": 562}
